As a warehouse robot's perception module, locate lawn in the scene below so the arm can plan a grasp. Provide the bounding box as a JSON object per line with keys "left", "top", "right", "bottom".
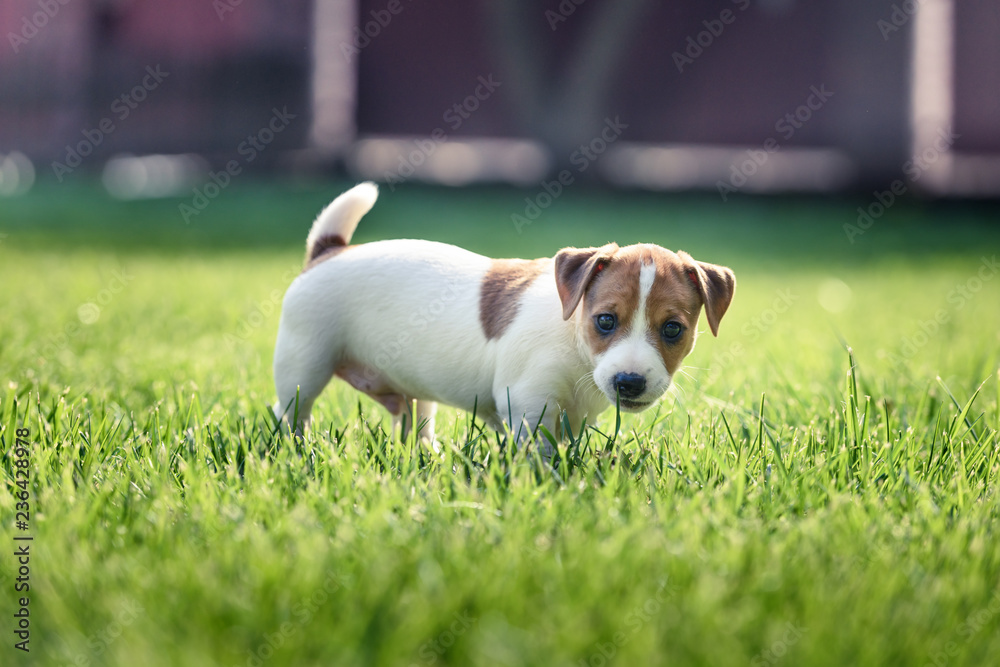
{"left": 1, "top": 179, "right": 999, "bottom": 666}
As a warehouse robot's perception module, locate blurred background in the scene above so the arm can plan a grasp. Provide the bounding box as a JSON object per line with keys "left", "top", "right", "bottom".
{"left": 1, "top": 0, "right": 999, "bottom": 200}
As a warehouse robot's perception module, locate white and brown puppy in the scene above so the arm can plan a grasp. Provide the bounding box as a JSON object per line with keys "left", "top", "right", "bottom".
{"left": 273, "top": 182, "right": 735, "bottom": 443}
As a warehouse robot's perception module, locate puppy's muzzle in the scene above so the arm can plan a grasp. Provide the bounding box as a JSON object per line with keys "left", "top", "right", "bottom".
{"left": 613, "top": 372, "right": 646, "bottom": 399}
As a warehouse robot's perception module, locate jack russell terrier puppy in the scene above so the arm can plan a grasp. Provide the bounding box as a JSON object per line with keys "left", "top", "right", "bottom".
{"left": 273, "top": 182, "right": 735, "bottom": 444}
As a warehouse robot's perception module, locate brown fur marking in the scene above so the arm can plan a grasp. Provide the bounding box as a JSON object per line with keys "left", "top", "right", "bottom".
{"left": 579, "top": 246, "right": 642, "bottom": 356}
{"left": 554, "top": 243, "right": 619, "bottom": 320}
{"left": 644, "top": 257, "right": 702, "bottom": 374}
{"left": 310, "top": 233, "right": 347, "bottom": 260}
{"left": 479, "top": 258, "right": 548, "bottom": 339}
{"left": 679, "top": 252, "right": 736, "bottom": 336}
{"left": 304, "top": 234, "right": 350, "bottom": 272}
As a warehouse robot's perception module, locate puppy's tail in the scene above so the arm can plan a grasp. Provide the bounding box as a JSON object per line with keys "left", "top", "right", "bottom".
{"left": 304, "top": 182, "right": 378, "bottom": 264}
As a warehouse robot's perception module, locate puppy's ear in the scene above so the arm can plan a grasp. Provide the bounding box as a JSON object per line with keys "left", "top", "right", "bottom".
{"left": 554, "top": 243, "right": 619, "bottom": 320}
{"left": 679, "top": 252, "right": 736, "bottom": 336}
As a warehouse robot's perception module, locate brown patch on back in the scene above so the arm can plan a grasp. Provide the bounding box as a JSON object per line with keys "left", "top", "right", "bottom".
{"left": 479, "top": 258, "right": 548, "bottom": 339}
{"left": 303, "top": 234, "right": 351, "bottom": 272}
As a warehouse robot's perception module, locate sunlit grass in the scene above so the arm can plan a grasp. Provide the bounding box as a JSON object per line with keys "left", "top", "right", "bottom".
{"left": 1, "top": 181, "right": 999, "bottom": 666}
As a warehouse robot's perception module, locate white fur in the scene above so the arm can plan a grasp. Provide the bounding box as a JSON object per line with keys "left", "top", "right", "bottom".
{"left": 305, "top": 181, "right": 378, "bottom": 254}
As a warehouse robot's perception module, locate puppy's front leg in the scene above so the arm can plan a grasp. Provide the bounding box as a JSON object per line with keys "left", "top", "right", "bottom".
{"left": 495, "top": 386, "right": 558, "bottom": 459}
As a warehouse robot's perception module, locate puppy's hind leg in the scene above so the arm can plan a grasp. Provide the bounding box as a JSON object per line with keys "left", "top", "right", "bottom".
{"left": 273, "top": 326, "right": 338, "bottom": 435}
{"left": 395, "top": 399, "right": 439, "bottom": 450}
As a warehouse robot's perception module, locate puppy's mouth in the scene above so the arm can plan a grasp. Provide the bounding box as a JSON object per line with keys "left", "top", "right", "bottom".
{"left": 617, "top": 398, "right": 653, "bottom": 411}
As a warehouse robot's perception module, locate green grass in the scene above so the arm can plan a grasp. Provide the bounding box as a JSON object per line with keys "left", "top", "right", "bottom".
{"left": 2, "top": 179, "right": 1000, "bottom": 666}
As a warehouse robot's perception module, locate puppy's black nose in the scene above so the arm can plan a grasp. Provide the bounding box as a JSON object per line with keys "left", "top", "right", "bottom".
{"left": 613, "top": 372, "right": 646, "bottom": 399}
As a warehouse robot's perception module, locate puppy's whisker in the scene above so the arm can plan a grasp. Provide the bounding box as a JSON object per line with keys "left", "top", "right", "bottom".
{"left": 574, "top": 372, "right": 596, "bottom": 391}
{"left": 573, "top": 371, "right": 599, "bottom": 398}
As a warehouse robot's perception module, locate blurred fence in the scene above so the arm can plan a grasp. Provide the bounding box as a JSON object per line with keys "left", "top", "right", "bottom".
{"left": 0, "top": 0, "right": 311, "bottom": 162}
{"left": 1, "top": 0, "right": 998, "bottom": 196}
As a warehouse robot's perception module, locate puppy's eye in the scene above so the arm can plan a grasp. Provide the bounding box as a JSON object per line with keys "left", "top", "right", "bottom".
{"left": 595, "top": 313, "right": 617, "bottom": 333}
{"left": 661, "top": 321, "right": 683, "bottom": 341}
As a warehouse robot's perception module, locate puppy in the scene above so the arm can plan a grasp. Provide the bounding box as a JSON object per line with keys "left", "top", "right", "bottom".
{"left": 273, "top": 182, "right": 735, "bottom": 444}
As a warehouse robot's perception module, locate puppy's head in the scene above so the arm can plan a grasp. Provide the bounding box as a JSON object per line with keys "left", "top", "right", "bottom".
{"left": 555, "top": 243, "right": 735, "bottom": 411}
